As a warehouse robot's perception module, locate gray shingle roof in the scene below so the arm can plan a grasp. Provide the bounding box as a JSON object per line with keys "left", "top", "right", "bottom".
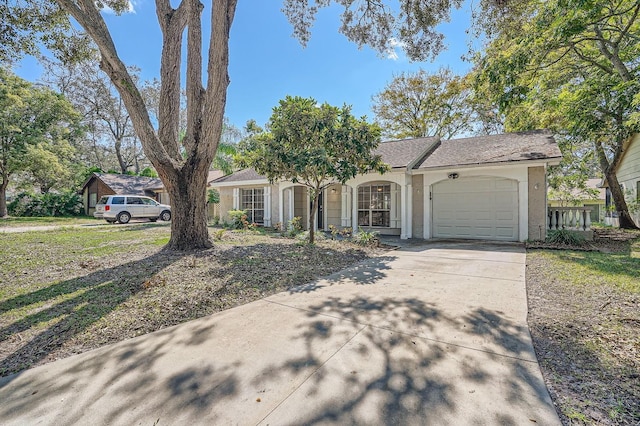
{"left": 375, "top": 136, "right": 440, "bottom": 168}
{"left": 416, "top": 130, "right": 561, "bottom": 169}
{"left": 211, "top": 168, "right": 267, "bottom": 184}
{"left": 95, "top": 173, "right": 164, "bottom": 195}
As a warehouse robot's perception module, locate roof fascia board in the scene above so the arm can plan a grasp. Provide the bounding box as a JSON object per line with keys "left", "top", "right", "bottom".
{"left": 210, "top": 179, "right": 270, "bottom": 187}
{"left": 417, "top": 157, "right": 561, "bottom": 172}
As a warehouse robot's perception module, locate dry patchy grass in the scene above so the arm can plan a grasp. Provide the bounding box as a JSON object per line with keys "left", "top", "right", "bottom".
{"left": 527, "top": 237, "right": 640, "bottom": 425}
{"left": 0, "top": 225, "right": 380, "bottom": 377}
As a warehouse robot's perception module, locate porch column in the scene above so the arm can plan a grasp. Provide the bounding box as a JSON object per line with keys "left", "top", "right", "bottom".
{"left": 401, "top": 179, "right": 412, "bottom": 239}
{"left": 352, "top": 185, "right": 359, "bottom": 232}
{"left": 341, "top": 185, "right": 352, "bottom": 227}
{"left": 263, "top": 186, "right": 272, "bottom": 227}
{"left": 278, "top": 186, "right": 284, "bottom": 227}
{"left": 423, "top": 180, "right": 431, "bottom": 239}
{"left": 288, "top": 188, "right": 294, "bottom": 224}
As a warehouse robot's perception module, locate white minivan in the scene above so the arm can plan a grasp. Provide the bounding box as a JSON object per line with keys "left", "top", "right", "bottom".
{"left": 94, "top": 195, "right": 172, "bottom": 224}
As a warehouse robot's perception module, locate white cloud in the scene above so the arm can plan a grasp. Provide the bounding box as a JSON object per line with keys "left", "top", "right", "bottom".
{"left": 385, "top": 38, "right": 406, "bottom": 61}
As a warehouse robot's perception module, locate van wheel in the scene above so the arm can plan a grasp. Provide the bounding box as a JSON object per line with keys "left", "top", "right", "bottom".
{"left": 160, "top": 210, "right": 171, "bottom": 221}
{"left": 117, "top": 212, "right": 131, "bottom": 224}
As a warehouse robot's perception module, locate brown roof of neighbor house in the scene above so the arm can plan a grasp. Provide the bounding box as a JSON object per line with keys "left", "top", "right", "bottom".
{"left": 375, "top": 136, "right": 440, "bottom": 168}
{"left": 87, "top": 173, "right": 164, "bottom": 195}
{"left": 211, "top": 168, "right": 267, "bottom": 184}
{"left": 416, "top": 130, "right": 562, "bottom": 169}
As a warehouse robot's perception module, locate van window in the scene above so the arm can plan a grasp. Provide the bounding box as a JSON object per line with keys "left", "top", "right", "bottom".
{"left": 126, "top": 197, "right": 143, "bottom": 205}
{"left": 112, "top": 197, "right": 125, "bottom": 204}
{"left": 98, "top": 196, "right": 110, "bottom": 204}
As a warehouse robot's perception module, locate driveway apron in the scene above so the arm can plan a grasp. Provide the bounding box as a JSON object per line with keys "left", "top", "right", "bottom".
{"left": 0, "top": 240, "right": 560, "bottom": 425}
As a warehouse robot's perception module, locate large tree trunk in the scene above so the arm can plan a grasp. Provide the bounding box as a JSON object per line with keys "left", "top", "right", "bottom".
{"left": 596, "top": 139, "right": 639, "bottom": 230}
{"left": 114, "top": 138, "right": 127, "bottom": 173}
{"left": 55, "top": 0, "right": 238, "bottom": 251}
{"left": 0, "top": 179, "right": 8, "bottom": 218}
{"left": 160, "top": 157, "right": 211, "bottom": 249}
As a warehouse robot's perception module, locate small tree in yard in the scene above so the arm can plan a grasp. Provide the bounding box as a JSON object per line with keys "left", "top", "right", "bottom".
{"left": 239, "top": 96, "right": 389, "bottom": 244}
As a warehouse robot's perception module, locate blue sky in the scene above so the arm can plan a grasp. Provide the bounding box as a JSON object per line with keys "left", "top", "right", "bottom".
{"left": 17, "top": 0, "right": 477, "bottom": 131}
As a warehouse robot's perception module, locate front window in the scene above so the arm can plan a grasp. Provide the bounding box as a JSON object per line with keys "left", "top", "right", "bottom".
{"left": 241, "top": 188, "right": 264, "bottom": 224}
{"left": 358, "top": 184, "right": 391, "bottom": 227}
{"left": 89, "top": 193, "right": 98, "bottom": 208}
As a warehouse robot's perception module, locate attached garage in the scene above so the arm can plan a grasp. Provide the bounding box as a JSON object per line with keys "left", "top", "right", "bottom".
{"left": 432, "top": 177, "right": 519, "bottom": 241}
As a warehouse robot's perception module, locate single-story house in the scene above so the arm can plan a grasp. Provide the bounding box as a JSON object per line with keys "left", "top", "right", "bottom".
{"left": 80, "top": 170, "right": 225, "bottom": 216}
{"left": 602, "top": 133, "right": 640, "bottom": 227}
{"left": 548, "top": 178, "right": 606, "bottom": 223}
{"left": 211, "top": 130, "right": 563, "bottom": 242}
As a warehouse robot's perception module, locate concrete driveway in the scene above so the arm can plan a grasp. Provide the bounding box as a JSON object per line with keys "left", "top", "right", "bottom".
{"left": 0, "top": 241, "right": 560, "bottom": 425}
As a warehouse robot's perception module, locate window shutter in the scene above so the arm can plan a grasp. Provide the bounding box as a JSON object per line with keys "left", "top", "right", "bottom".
{"left": 233, "top": 188, "right": 239, "bottom": 210}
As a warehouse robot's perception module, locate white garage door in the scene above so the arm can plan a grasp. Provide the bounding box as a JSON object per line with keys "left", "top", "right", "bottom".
{"left": 432, "top": 177, "right": 519, "bottom": 241}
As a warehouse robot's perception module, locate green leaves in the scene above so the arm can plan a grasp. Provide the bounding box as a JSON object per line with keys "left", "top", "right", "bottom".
{"left": 0, "top": 68, "right": 82, "bottom": 198}
{"left": 372, "top": 67, "right": 473, "bottom": 140}
{"left": 240, "top": 95, "right": 388, "bottom": 187}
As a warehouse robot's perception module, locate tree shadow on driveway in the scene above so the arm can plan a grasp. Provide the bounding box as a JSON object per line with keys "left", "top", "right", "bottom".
{"left": 256, "top": 293, "right": 557, "bottom": 425}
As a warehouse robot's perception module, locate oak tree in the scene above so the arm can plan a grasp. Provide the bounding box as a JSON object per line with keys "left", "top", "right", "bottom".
{"left": 372, "top": 67, "right": 473, "bottom": 140}
{"left": 0, "top": 68, "right": 82, "bottom": 217}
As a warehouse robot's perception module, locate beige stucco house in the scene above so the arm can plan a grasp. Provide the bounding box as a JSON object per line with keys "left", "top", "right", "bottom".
{"left": 211, "top": 131, "right": 562, "bottom": 242}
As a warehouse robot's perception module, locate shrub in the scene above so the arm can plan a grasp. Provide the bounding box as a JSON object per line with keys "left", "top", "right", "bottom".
{"left": 227, "top": 210, "right": 247, "bottom": 230}
{"left": 287, "top": 216, "right": 303, "bottom": 237}
{"left": 546, "top": 229, "right": 586, "bottom": 246}
{"left": 354, "top": 227, "right": 380, "bottom": 247}
{"left": 8, "top": 191, "right": 84, "bottom": 217}
{"left": 328, "top": 224, "right": 339, "bottom": 240}
{"left": 296, "top": 230, "right": 327, "bottom": 242}
{"left": 207, "top": 189, "right": 220, "bottom": 204}
{"left": 340, "top": 227, "right": 353, "bottom": 238}
{"left": 212, "top": 229, "right": 225, "bottom": 241}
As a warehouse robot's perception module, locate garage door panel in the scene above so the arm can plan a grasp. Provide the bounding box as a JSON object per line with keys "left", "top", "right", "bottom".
{"left": 432, "top": 177, "right": 519, "bottom": 241}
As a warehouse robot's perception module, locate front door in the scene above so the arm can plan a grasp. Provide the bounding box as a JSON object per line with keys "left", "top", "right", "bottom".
{"left": 312, "top": 192, "right": 324, "bottom": 230}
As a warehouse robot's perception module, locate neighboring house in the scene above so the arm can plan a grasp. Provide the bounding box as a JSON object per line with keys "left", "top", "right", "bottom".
{"left": 80, "top": 173, "right": 164, "bottom": 216}
{"left": 548, "top": 178, "right": 606, "bottom": 223}
{"left": 602, "top": 133, "right": 640, "bottom": 226}
{"left": 211, "top": 130, "right": 562, "bottom": 242}
{"left": 80, "top": 170, "right": 225, "bottom": 216}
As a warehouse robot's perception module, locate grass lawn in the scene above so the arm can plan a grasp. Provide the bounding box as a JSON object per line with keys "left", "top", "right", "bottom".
{"left": 0, "top": 216, "right": 100, "bottom": 228}
{"left": 0, "top": 225, "right": 378, "bottom": 377}
{"left": 527, "top": 239, "right": 640, "bottom": 425}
